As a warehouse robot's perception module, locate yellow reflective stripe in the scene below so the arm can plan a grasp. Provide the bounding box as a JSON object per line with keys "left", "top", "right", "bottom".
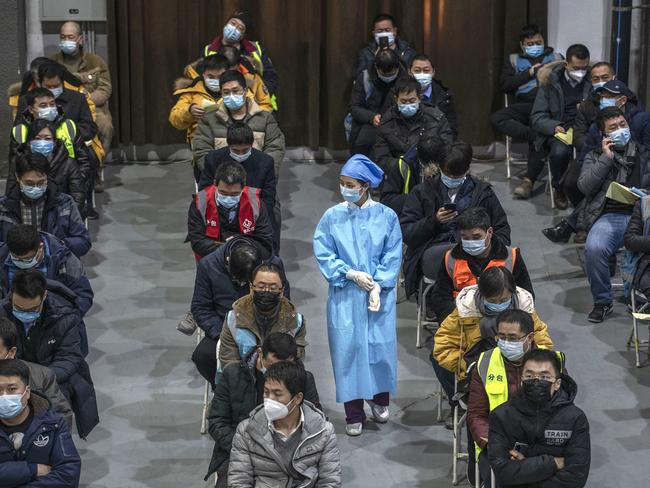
{"left": 398, "top": 157, "right": 411, "bottom": 194}
{"left": 56, "top": 120, "right": 77, "bottom": 158}
{"left": 12, "top": 125, "right": 27, "bottom": 145}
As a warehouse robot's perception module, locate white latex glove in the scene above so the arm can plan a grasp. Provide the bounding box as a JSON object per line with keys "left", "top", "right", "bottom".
{"left": 346, "top": 269, "right": 375, "bottom": 291}
{"left": 368, "top": 283, "right": 381, "bottom": 312}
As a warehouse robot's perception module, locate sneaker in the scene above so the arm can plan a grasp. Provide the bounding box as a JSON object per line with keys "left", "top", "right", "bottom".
{"left": 95, "top": 174, "right": 105, "bottom": 193}
{"left": 513, "top": 178, "right": 533, "bottom": 199}
{"left": 554, "top": 188, "right": 569, "bottom": 210}
{"left": 177, "top": 311, "right": 198, "bottom": 335}
{"left": 588, "top": 303, "right": 613, "bottom": 323}
{"left": 542, "top": 219, "right": 573, "bottom": 243}
{"left": 573, "top": 231, "right": 587, "bottom": 244}
{"left": 366, "top": 400, "right": 389, "bottom": 423}
{"left": 86, "top": 208, "right": 99, "bottom": 220}
{"left": 345, "top": 422, "right": 363, "bottom": 436}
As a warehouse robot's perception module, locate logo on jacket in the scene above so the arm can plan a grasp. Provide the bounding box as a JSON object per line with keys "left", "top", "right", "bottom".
{"left": 242, "top": 218, "right": 253, "bottom": 233}
{"left": 34, "top": 434, "right": 50, "bottom": 448}
{"left": 47, "top": 339, "right": 56, "bottom": 345}
{"left": 544, "top": 430, "right": 572, "bottom": 446}
{"left": 207, "top": 219, "right": 217, "bottom": 227}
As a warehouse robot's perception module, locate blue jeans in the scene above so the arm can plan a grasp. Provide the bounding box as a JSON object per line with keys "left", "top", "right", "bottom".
{"left": 548, "top": 139, "right": 573, "bottom": 188}
{"left": 585, "top": 212, "right": 631, "bottom": 304}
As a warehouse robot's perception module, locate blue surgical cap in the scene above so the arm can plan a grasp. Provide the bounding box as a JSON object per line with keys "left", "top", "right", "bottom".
{"left": 340, "top": 154, "right": 384, "bottom": 188}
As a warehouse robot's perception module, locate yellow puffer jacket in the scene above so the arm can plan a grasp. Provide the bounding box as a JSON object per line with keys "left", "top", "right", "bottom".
{"left": 433, "top": 285, "right": 553, "bottom": 379}
{"left": 169, "top": 77, "right": 219, "bottom": 142}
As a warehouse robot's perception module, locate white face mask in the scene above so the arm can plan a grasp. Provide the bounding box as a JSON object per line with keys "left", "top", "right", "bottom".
{"left": 264, "top": 397, "right": 296, "bottom": 422}
{"left": 568, "top": 69, "right": 587, "bottom": 82}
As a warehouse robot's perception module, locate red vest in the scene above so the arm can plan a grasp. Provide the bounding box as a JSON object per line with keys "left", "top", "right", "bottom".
{"left": 445, "top": 246, "right": 517, "bottom": 297}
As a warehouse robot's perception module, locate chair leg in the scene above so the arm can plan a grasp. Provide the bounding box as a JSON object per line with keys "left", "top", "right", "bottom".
{"left": 506, "top": 136, "right": 512, "bottom": 179}
{"left": 491, "top": 468, "right": 496, "bottom": 487}
{"left": 416, "top": 280, "right": 423, "bottom": 349}
{"left": 548, "top": 163, "right": 556, "bottom": 209}
{"left": 201, "top": 379, "right": 209, "bottom": 435}
{"left": 475, "top": 456, "right": 480, "bottom": 488}
{"left": 452, "top": 405, "right": 459, "bottom": 485}
{"left": 631, "top": 291, "right": 641, "bottom": 368}
{"left": 436, "top": 381, "right": 444, "bottom": 423}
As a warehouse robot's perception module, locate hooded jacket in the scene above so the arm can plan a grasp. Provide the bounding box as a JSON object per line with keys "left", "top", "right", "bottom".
{"left": 229, "top": 401, "right": 341, "bottom": 488}
{"left": 488, "top": 374, "right": 590, "bottom": 488}
{"left": 499, "top": 47, "right": 563, "bottom": 102}
{"left": 169, "top": 77, "right": 220, "bottom": 142}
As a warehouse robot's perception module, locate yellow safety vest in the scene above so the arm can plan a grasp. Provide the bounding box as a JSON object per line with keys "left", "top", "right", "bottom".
{"left": 397, "top": 157, "right": 411, "bottom": 194}
{"left": 12, "top": 119, "right": 77, "bottom": 158}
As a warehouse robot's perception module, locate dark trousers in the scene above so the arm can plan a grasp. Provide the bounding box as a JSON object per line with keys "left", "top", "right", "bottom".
{"left": 562, "top": 158, "right": 584, "bottom": 207}
{"left": 344, "top": 392, "right": 389, "bottom": 424}
{"left": 526, "top": 139, "right": 572, "bottom": 187}
{"left": 192, "top": 335, "right": 218, "bottom": 386}
{"left": 478, "top": 450, "right": 495, "bottom": 488}
{"left": 421, "top": 243, "right": 452, "bottom": 281}
{"left": 215, "top": 461, "right": 228, "bottom": 487}
{"left": 489, "top": 102, "right": 533, "bottom": 141}
{"left": 430, "top": 355, "right": 455, "bottom": 407}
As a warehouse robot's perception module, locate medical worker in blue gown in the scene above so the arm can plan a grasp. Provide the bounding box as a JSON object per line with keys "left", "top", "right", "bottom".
{"left": 313, "top": 154, "right": 402, "bottom": 436}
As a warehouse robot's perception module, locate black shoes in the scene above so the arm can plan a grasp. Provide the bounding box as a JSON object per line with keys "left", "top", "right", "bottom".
{"left": 588, "top": 303, "right": 613, "bottom": 323}
{"left": 542, "top": 219, "right": 573, "bottom": 243}
{"left": 87, "top": 209, "right": 100, "bottom": 220}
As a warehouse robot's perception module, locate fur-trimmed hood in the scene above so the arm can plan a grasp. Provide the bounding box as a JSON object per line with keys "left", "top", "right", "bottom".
{"left": 7, "top": 82, "right": 21, "bottom": 98}
{"left": 173, "top": 76, "right": 195, "bottom": 91}
{"left": 536, "top": 60, "right": 568, "bottom": 87}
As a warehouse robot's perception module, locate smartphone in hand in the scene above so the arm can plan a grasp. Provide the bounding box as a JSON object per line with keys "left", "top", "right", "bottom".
{"left": 378, "top": 36, "right": 390, "bottom": 49}
{"left": 442, "top": 202, "right": 457, "bottom": 212}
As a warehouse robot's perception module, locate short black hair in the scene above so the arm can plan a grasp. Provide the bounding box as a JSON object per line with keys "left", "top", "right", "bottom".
{"left": 417, "top": 135, "right": 446, "bottom": 164}
{"left": 478, "top": 266, "right": 516, "bottom": 298}
{"left": 11, "top": 269, "right": 47, "bottom": 299}
{"left": 229, "top": 11, "right": 253, "bottom": 31}
{"left": 566, "top": 44, "right": 590, "bottom": 62}
{"left": 264, "top": 360, "right": 306, "bottom": 399}
{"left": 197, "top": 54, "right": 229, "bottom": 75}
{"left": 15, "top": 153, "right": 50, "bottom": 178}
{"left": 262, "top": 332, "right": 297, "bottom": 361}
{"left": 591, "top": 61, "right": 614, "bottom": 73}
{"left": 218, "top": 46, "right": 242, "bottom": 69}
{"left": 372, "top": 13, "right": 396, "bottom": 28}
{"left": 6, "top": 225, "right": 40, "bottom": 256}
{"left": 26, "top": 87, "right": 55, "bottom": 107}
{"left": 0, "top": 317, "right": 19, "bottom": 351}
{"left": 410, "top": 54, "right": 433, "bottom": 69}
{"left": 395, "top": 77, "right": 421, "bottom": 98}
{"left": 26, "top": 118, "right": 57, "bottom": 143}
{"left": 497, "top": 309, "right": 534, "bottom": 335}
{"left": 251, "top": 262, "right": 283, "bottom": 283}
{"left": 37, "top": 61, "right": 66, "bottom": 84}
{"left": 375, "top": 48, "right": 400, "bottom": 74}
{"left": 214, "top": 161, "right": 246, "bottom": 187}
{"left": 439, "top": 141, "right": 473, "bottom": 176}
{"left": 597, "top": 106, "right": 626, "bottom": 132}
{"left": 228, "top": 240, "right": 262, "bottom": 283}
{"left": 519, "top": 24, "right": 543, "bottom": 42}
{"left": 522, "top": 348, "right": 561, "bottom": 378}
{"left": 219, "top": 69, "right": 247, "bottom": 90}
{"left": 457, "top": 207, "right": 491, "bottom": 232}
{"left": 0, "top": 358, "right": 30, "bottom": 387}
{"left": 226, "top": 121, "right": 254, "bottom": 146}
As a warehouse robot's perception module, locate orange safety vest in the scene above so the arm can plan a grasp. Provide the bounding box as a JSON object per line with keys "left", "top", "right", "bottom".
{"left": 445, "top": 246, "right": 517, "bottom": 297}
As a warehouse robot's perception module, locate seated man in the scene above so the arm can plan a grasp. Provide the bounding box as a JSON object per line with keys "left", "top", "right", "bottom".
{"left": 219, "top": 263, "right": 306, "bottom": 367}
{"left": 490, "top": 24, "right": 562, "bottom": 147}
{"left": 0, "top": 154, "right": 91, "bottom": 258}
{"left": 0, "top": 319, "right": 73, "bottom": 427}
{"left": 400, "top": 141, "right": 511, "bottom": 298}
{"left": 192, "top": 70, "right": 285, "bottom": 176}
{"left": 0, "top": 224, "right": 93, "bottom": 317}
{"left": 170, "top": 54, "right": 229, "bottom": 145}
{"left": 374, "top": 77, "right": 454, "bottom": 170}
{"left": 468, "top": 310, "right": 564, "bottom": 487}
{"left": 409, "top": 54, "right": 458, "bottom": 137}
{"left": 489, "top": 349, "right": 590, "bottom": 488}
{"left": 578, "top": 107, "right": 650, "bottom": 322}
{"left": 219, "top": 45, "right": 274, "bottom": 112}
{"left": 348, "top": 48, "right": 410, "bottom": 156}
{"left": 624, "top": 197, "right": 650, "bottom": 308}
{"left": 430, "top": 207, "right": 533, "bottom": 322}
{"left": 206, "top": 333, "right": 321, "bottom": 486}
{"left": 229, "top": 361, "right": 341, "bottom": 487}
{"left": 0, "top": 359, "right": 81, "bottom": 487}
{"left": 380, "top": 134, "right": 444, "bottom": 216}
{"left": 356, "top": 13, "right": 415, "bottom": 75}
{"left": 0, "top": 270, "right": 98, "bottom": 439}
{"left": 187, "top": 161, "right": 273, "bottom": 260}
{"left": 516, "top": 44, "right": 592, "bottom": 209}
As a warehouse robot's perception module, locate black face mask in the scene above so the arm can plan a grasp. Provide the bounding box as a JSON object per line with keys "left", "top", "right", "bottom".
{"left": 521, "top": 379, "right": 553, "bottom": 405}
{"left": 253, "top": 290, "right": 282, "bottom": 312}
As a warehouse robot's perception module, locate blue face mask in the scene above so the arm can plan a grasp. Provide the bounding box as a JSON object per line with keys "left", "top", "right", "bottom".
{"left": 599, "top": 96, "right": 618, "bottom": 110}
{"left": 441, "top": 174, "right": 466, "bottom": 189}
{"left": 49, "top": 86, "right": 63, "bottom": 99}
{"left": 204, "top": 78, "right": 220, "bottom": 92}
{"left": 462, "top": 237, "right": 488, "bottom": 256}
{"left": 340, "top": 185, "right": 363, "bottom": 204}
{"left": 12, "top": 308, "right": 41, "bottom": 324}
{"left": 484, "top": 298, "right": 512, "bottom": 314}
{"left": 20, "top": 184, "right": 46, "bottom": 201}
{"left": 524, "top": 45, "right": 544, "bottom": 58}
{"left": 0, "top": 391, "right": 26, "bottom": 419}
{"left": 398, "top": 102, "right": 419, "bottom": 118}
{"left": 30, "top": 140, "right": 54, "bottom": 157}
{"left": 377, "top": 72, "right": 398, "bottom": 84}
{"left": 230, "top": 149, "right": 252, "bottom": 162}
{"left": 59, "top": 40, "right": 78, "bottom": 55}
{"left": 37, "top": 106, "right": 58, "bottom": 122}
{"left": 223, "top": 94, "right": 245, "bottom": 110}
{"left": 497, "top": 338, "right": 526, "bottom": 361}
{"left": 216, "top": 193, "right": 241, "bottom": 209}
{"left": 609, "top": 127, "right": 631, "bottom": 147}
{"left": 11, "top": 252, "right": 41, "bottom": 270}
{"left": 223, "top": 23, "right": 243, "bottom": 43}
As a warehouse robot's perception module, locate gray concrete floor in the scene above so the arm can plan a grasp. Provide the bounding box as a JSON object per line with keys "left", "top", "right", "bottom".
{"left": 79, "top": 158, "right": 650, "bottom": 487}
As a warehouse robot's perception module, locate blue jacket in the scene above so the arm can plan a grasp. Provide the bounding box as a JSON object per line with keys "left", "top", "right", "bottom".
{"left": 0, "top": 232, "right": 93, "bottom": 316}
{"left": 191, "top": 237, "right": 290, "bottom": 340}
{"left": 0, "top": 186, "right": 91, "bottom": 258}
{"left": 0, "top": 392, "right": 81, "bottom": 487}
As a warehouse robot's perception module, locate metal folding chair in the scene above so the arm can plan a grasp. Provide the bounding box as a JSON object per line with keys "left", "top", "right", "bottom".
{"left": 416, "top": 276, "right": 438, "bottom": 348}
{"left": 629, "top": 288, "right": 650, "bottom": 367}
{"left": 451, "top": 378, "right": 469, "bottom": 486}
{"left": 503, "top": 94, "right": 527, "bottom": 180}
{"left": 546, "top": 162, "right": 555, "bottom": 209}
{"left": 198, "top": 328, "right": 210, "bottom": 435}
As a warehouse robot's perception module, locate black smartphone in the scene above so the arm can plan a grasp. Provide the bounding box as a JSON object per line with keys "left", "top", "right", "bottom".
{"left": 514, "top": 442, "right": 529, "bottom": 454}
{"left": 442, "top": 202, "right": 457, "bottom": 212}
{"left": 378, "top": 35, "right": 389, "bottom": 49}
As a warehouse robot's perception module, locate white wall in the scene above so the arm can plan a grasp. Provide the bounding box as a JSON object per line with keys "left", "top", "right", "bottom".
{"left": 547, "top": 0, "right": 610, "bottom": 62}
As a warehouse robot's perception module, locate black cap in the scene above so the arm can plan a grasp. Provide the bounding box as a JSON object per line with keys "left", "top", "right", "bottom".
{"left": 595, "top": 80, "right": 634, "bottom": 98}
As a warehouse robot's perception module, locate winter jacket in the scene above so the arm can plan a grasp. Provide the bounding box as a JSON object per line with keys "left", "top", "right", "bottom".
{"left": 190, "top": 237, "right": 289, "bottom": 340}
{"left": 573, "top": 97, "right": 599, "bottom": 153}
{"left": 25, "top": 360, "right": 74, "bottom": 429}
{"left": 219, "top": 295, "right": 306, "bottom": 366}
{"left": 348, "top": 66, "right": 410, "bottom": 148}
{"left": 400, "top": 175, "right": 511, "bottom": 296}
{"left": 206, "top": 357, "right": 321, "bottom": 479}
{"left": 0, "top": 289, "right": 99, "bottom": 438}
{"left": 499, "top": 48, "right": 563, "bottom": 103}
{"left": 169, "top": 77, "right": 220, "bottom": 142}
{"left": 374, "top": 104, "right": 454, "bottom": 170}
{"left": 0, "top": 185, "right": 91, "bottom": 258}
{"left": 356, "top": 38, "right": 416, "bottom": 76}
{"left": 192, "top": 95, "right": 285, "bottom": 175}
{"left": 421, "top": 78, "right": 458, "bottom": 137}
{"left": 530, "top": 62, "right": 592, "bottom": 150}
{"left": 577, "top": 142, "right": 650, "bottom": 230}
{"left": 488, "top": 374, "right": 590, "bottom": 488}
{"left": 624, "top": 198, "right": 650, "bottom": 285}
{"left": 430, "top": 239, "right": 533, "bottom": 322}
{"left": 433, "top": 286, "right": 552, "bottom": 379}
{"left": 0, "top": 232, "right": 93, "bottom": 316}
{"left": 229, "top": 401, "right": 341, "bottom": 488}
{"left": 0, "top": 392, "right": 81, "bottom": 487}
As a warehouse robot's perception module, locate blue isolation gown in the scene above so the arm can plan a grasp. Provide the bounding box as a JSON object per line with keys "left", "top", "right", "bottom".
{"left": 313, "top": 199, "right": 403, "bottom": 403}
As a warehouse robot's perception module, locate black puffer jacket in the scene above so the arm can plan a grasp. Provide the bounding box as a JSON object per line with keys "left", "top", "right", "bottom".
{"left": 488, "top": 374, "right": 590, "bottom": 488}
{"left": 421, "top": 78, "right": 458, "bottom": 138}
{"left": 624, "top": 198, "right": 650, "bottom": 286}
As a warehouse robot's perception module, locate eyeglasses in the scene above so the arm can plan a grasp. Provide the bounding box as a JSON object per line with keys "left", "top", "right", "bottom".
{"left": 496, "top": 333, "right": 529, "bottom": 342}
{"left": 251, "top": 284, "right": 283, "bottom": 293}
{"left": 222, "top": 88, "right": 245, "bottom": 97}
{"left": 522, "top": 373, "right": 556, "bottom": 382}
